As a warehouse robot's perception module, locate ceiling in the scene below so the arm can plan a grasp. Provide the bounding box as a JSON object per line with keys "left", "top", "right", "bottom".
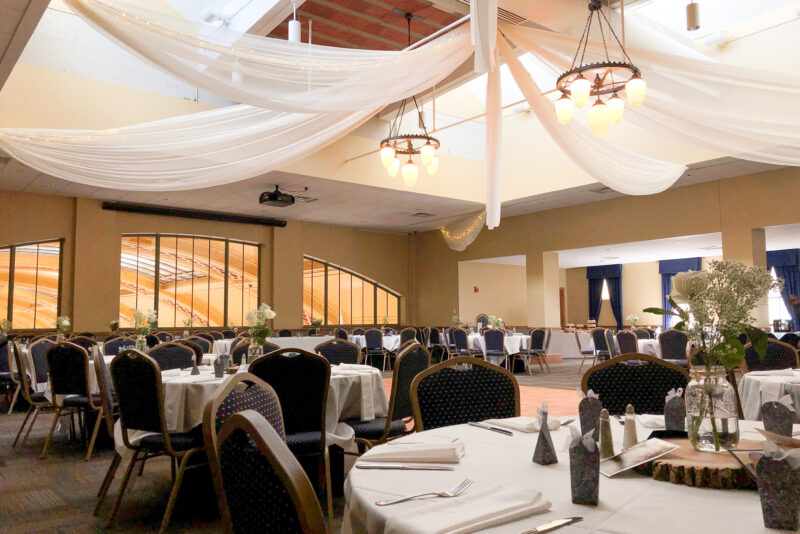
{"left": 0, "top": 0, "right": 48, "bottom": 90}
{"left": 765, "top": 223, "right": 800, "bottom": 251}
{"left": 266, "top": 0, "right": 462, "bottom": 49}
{"left": 464, "top": 255, "right": 526, "bottom": 266}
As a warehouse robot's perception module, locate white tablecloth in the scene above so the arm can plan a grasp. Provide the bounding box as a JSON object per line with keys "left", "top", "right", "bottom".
{"left": 637, "top": 339, "right": 661, "bottom": 358}
{"left": 343, "top": 418, "right": 787, "bottom": 534}
{"left": 264, "top": 335, "right": 334, "bottom": 352}
{"left": 349, "top": 335, "right": 401, "bottom": 352}
{"left": 467, "top": 333, "right": 529, "bottom": 355}
{"left": 212, "top": 339, "right": 234, "bottom": 354}
{"left": 548, "top": 331, "right": 593, "bottom": 359}
{"left": 738, "top": 368, "right": 800, "bottom": 421}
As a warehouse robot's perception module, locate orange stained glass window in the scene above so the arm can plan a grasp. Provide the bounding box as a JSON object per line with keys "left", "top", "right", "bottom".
{"left": 2, "top": 240, "right": 62, "bottom": 329}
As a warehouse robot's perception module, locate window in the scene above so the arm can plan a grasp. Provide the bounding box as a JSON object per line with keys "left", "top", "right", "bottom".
{"left": 302, "top": 256, "right": 400, "bottom": 326}
{"left": 768, "top": 266, "right": 791, "bottom": 323}
{"left": 600, "top": 279, "right": 610, "bottom": 300}
{"left": 120, "top": 235, "right": 259, "bottom": 328}
{"left": 0, "top": 240, "right": 62, "bottom": 329}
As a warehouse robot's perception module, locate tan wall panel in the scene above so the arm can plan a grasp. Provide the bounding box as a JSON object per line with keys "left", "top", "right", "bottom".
{"left": 457, "top": 262, "right": 527, "bottom": 326}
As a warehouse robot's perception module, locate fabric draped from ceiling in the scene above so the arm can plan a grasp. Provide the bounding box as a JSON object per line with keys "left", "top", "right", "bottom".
{"left": 441, "top": 211, "right": 486, "bottom": 252}
{"left": 65, "top": 0, "right": 473, "bottom": 114}
{"left": 767, "top": 249, "right": 800, "bottom": 329}
{"left": 471, "top": 0, "right": 497, "bottom": 73}
{"left": 496, "top": 34, "right": 686, "bottom": 196}
{"left": 485, "top": 48, "right": 502, "bottom": 230}
{"left": 502, "top": 24, "right": 800, "bottom": 167}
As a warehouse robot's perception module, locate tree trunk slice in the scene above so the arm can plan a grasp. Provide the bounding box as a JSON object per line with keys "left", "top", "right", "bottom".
{"left": 635, "top": 438, "right": 762, "bottom": 489}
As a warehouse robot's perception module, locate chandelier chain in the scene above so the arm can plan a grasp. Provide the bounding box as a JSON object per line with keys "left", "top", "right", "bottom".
{"left": 570, "top": 14, "right": 593, "bottom": 70}
{"left": 598, "top": 8, "right": 634, "bottom": 66}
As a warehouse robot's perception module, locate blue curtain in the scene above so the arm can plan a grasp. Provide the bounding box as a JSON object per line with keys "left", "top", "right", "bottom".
{"left": 768, "top": 249, "right": 800, "bottom": 329}
{"left": 658, "top": 257, "right": 701, "bottom": 330}
{"left": 606, "top": 276, "right": 622, "bottom": 330}
{"left": 588, "top": 278, "right": 604, "bottom": 321}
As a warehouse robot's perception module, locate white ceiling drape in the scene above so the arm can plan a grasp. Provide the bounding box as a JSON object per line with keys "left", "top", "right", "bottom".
{"left": 65, "top": 0, "right": 473, "bottom": 113}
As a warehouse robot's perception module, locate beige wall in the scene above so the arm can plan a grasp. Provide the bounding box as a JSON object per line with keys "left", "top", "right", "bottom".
{"left": 457, "top": 262, "right": 527, "bottom": 326}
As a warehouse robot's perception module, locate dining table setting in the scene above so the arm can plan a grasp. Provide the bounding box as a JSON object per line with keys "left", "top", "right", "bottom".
{"left": 738, "top": 368, "right": 800, "bottom": 422}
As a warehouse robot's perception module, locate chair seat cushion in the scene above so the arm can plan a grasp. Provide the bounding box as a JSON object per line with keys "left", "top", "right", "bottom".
{"left": 663, "top": 359, "right": 689, "bottom": 368}
{"left": 485, "top": 350, "right": 505, "bottom": 356}
{"left": 345, "top": 418, "right": 407, "bottom": 441}
{"left": 285, "top": 431, "right": 324, "bottom": 455}
{"left": 139, "top": 428, "right": 203, "bottom": 452}
{"left": 366, "top": 348, "right": 385, "bottom": 355}
{"left": 62, "top": 394, "right": 102, "bottom": 408}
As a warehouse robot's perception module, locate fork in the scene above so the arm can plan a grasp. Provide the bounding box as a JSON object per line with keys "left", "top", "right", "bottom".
{"left": 375, "top": 478, "right": 473, "bottom": 506}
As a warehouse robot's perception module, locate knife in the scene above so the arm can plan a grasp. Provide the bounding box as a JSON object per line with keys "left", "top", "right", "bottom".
{"left": 355, "top": 463, "right": 455, "bottom": 471}
{"left": 520, "top": 517, "right": 583, "bottom": 534}
{"left": 468, "top": 421, "right": 514, "bottom": 436}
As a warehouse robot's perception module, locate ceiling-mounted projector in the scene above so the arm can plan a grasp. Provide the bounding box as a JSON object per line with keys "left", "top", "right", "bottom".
{"left": 259, "top": 185, "right": 295, "bottom": 207}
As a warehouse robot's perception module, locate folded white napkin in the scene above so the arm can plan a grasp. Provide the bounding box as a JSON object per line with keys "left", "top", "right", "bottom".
{"left": 748, "top": 369, "right": 797, "bottom": 377}
{"left": 384, "top": 485, "right": 551, "bottom": 534}
{"left": 483, "top": 416, "right": 561, "bottom": 433}
{"left": 638, "top": 414, "right": 666, "bottom": 428}
{"left": 360, "top": 440, "right": 465, "bottom": 464}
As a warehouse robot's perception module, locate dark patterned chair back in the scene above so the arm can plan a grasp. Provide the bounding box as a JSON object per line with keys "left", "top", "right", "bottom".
{"left": 451, "top": 328, "right": 469, "bottom": 352}
{"left": 75, "top": 332, "right": 97, "bottom": 340}
{"left": 248, "top": 349, "right": 330, "bottom": 437}
{"left": 428, "top": 327, "right": 441, "bottom": 346}
{"left": 645, "top": 328, "right": 657, "bottom": 338}
{"left": 529, "top": 329, "right": 545, "bottom": 351}
{"left": 737, "top": 333, "right": 750, "bottom": 346}
{"left": 390, "top": 344, "right": 431, "bottom": 422}
{"left": 239, "top": 331, "right": 251, "bottom": 338}
{"left": 484, "top": 329, "right": 505, "bottom": 352}
{"left": 582, "top": 353, "right": 689, "bottom": 415}
{"left": 196, "top": 332, "right": 215, "bottom": 343}
{"left": 186, "top": 336, "right": 211, "bottom": 353}
{"left": 476, "top": 314, "right": 489, "bottom": 327}
{"left": 214, "top": 412, "right": 327, "bottom": 534}
{"left": 69, "top": 336, "right": 96, "bottom": 350}
{"left": 616, "top": 330, "right": 638, "bottom": 354}
{"left": 659, "top": 329, "right": 689, "bottom": 361}
{"left": 105, "top": 333, "right": 123, "bottom": 342}
{"left": 633, "top": 329, "right": 650, "bottom": 340}
{"left": 744, "top": 340, "right": 799, "bottom": 372}
{"left": 604, "top": 329, "right": 619, "bottom": 356}
{"left": 278, "top": 329, "right": 292, "bottom": 338}
{"left": 231, "top": 339, "right": 252, "bottom": 365}
{"left": 111, "top": 350, "right": 165, "bottom": 434}
{"left": 410, "top": 357, "right": 519, "bottom": 431}
{"left": 364, "top": 329, "right": 383, "bottom": 351}
{"left": 591, "top": 328, "right": 608, "bottom": 351}
{"left": 221, "top": 329, "right": 236, "bottom": 339}
{"left": 208, "top": 331, "right": 223, "bottom": 340}
{"left": 479, "top": 327, "right": 490, "bottom": 335}
{"left": 154, "top": 331, "right": 173, "bottom": 342}
{"left": 176, "top": 339, "right": 204, "bottom": 364}
{"left": 29, "top": 338, "right": 56, "bottom": 385}
{"left": 94, "top": 351, "right": 116, "bottom": 435}
{"left": 352, "top": 328, "right": 365, "bottom": 335}
{"left": 148, "top": 342, "right": 195, "bottom": 370}
{"left": 145, "top": 334, "right": 159, "bottom": 348}
{"left": 779, "top": 333, "right": 800, "bottom": 348}
{"left": 314, "top": 339, "right": 361, "bottom": 365}
{"left": 0, "top": 339, "right": 9, "bottom": 375}
{"left": 46, "top": 342, "right": 91, "bottom": 402}
{"left": 335, "top": 328, "right": 348, "bottom": 340}
{"left": 766, "top": 333, "right": 778, "bottom": 339}
{"left": 400, "top": 328, "right": 417, "bottom": 345}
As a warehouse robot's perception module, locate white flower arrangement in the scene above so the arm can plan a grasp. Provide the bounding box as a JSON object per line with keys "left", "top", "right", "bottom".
{"left": 183, "top": 317, "right": 194, "bottom": 328}
{"left": 625, "top": 314, "right": 639, "bottom": 327}
{"left": 488, "top": 315, "right": 502, "bottom": 327}
{"left": 132, "top": 309, "right": 157, "bottom": 336}
{"left": 246, "top": 303, "right": 276, "bottom": 345}
{"left": 0, "top": 318, "right": 11, "bottom": 333}
{"left": 56, "top": 316, "right": 71, "bottom": 335}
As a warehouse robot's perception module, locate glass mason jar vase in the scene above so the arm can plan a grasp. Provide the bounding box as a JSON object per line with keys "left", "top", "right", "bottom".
{"left": 56, "top": 333, "right": 66, "bottom": 343}
{"left": 135, "top": 334, "right": 148, "bottom": 352}
{"left": 246, "top": 342, "right": 263, "bottom": 365}
{"left": 686, "top": 366, "right": 739, "bottom": 452}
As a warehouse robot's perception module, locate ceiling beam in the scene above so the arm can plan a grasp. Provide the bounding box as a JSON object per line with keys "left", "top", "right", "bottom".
{"left": 248, "top": 0, "right": 306, "bottom": 36}
{"left": 0, "top": 0, "right": 49, "bottom": 91}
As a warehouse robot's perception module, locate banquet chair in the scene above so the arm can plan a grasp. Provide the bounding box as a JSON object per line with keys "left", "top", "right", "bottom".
{"left": 645, "top": 328, "right": 657, "bottom": 339}
{"left": 27, "top": 337, "right": 55, "bottom": 393}
{"left": 69, "top": 335, "right": 97, "bottom": 351}
{"left": 248, "top": 349, "right": 333, "bottom": 525}
{"left": 779, "top": 332, "right": 800, "bottom": 348}
{"left": 590, "top": 328, "right": 610, "bottom": 360}
{"left": 88, "top": 349, "right": 118, "bottom": 461}
{"left": 576, "top": 331, "right": 598, "bottom": 375}
{"left": 616, "top": 330, "right": 638, "bottom": 354}
{"left": 421, "top": 327, "right": 431, "bottom": 346}
{"left": 10, "top": 340, "right": 54, "bottom": 447}
{"left": 410, "top": 356, "right": 520, "bottom": 431}
{"left": 352, "top": 328, "right": 365, "bottom": 335}
{"left": 105, "top": 333, "right": 123, "bottom": 342}
{"left": 658, "top": 329, "right": 689, "bottom": 367}
{"left": 104, "top": 336, "right": 132, "bottom": 355}
{"left": 427, "top": 327, "right": 444, "bottom": 362}
{"left": 74, "top": 332, "right": 97, "bottom": 340}
{"left": 633, "top": 329, "right": 650, "bottom": 340}
{"left": 145, "top": 334, "right": 159, "bottom": 348}
{"left": 334, "top": 327, "right": 348, "bottom": 340}
{"left": 152, "top": 331, "right": 170, "bottom": 343}
{"left": 147, "top": 342, "right": 195, "bottom": 370}
{"left": 231, "top": 338, "right": 279, "bottom": 365}
{"left": 451, "top": 327, "right": 482, "bottom": 358}
{"left": 186, "top": 336, "right": 211, "bottom": 354}
{"left": 195, "top": 332, "right": 215, "bottom": 343}
{"left": 766, "top": 332, "right": 778, "bottom": 339}
{"left": 175, "top": 339, "right": 204, "bottom": 365}
{"left": 383, "top": 328, "right": 396, "bottom": 336}
{"left": 1, "top": 337, "right": 15, "bottom": 412}
{"left": 314, "top": 339, "right": 361, "bottom": 365}
{"left": 400, "top": 327, "right": 417, "bottom": 345}
{"left": 41, "top": 342, "right": 101, "bottom": 458}
{"left": 743, "top": 339, "right": 799, "bottom": 372}
{"left": 97, "top": 350, "right": 206, "bottom": 533}
{"left": 364, "top": 328, "right": 391, "bottom": 371}
{"left": 483, "top": 328, "right": 509, "bottom": 369}
{"left": 208, "top": 331, "right": 223, "bottom": 340}
{"left": 514, "top": 329, "right": 550, "bottom": 374}
{"left": 604, "top": 329, "right": 620, "bottom": 357}
{"left": 278, "top": 329, "right": 292, "bottom": 337}
{"left": 213, "top": 411, "right": 326, "bottom": 534}
{"left": 239, "top": 331, "right": 252, "bottom": 338}
{"left": 581, "top": 353, "right": 689, "bottom": 415}
{"left": 221, "top": 329, "right": 236, "bottom": 339}
{"left": 475, "top": 313, "right": 489, "bottom": 328}
{"left": 347, "top": 343, "right": 430, "bottom": 449}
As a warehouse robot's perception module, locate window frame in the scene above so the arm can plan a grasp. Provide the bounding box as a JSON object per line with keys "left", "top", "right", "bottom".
{"left": 1, "top": 238, "right": 64, "bottom": 330}
{"left": 120, "top": 233, "right": 260, "bottom": 327}
{"left": 303, "top": 255, "right": 400, "bottom": 327}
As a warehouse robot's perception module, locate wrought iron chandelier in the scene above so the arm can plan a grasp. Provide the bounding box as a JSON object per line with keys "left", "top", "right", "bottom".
{"left": 378, "top": 13, "right": 439, "bottom": 187}
{"left": 554, "top": 0, "right": 646, "bottom": 137}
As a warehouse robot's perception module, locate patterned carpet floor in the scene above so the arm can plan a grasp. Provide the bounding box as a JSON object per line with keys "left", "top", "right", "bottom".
{"left": 0, "top": 362, "right": 585, "bottom": 532}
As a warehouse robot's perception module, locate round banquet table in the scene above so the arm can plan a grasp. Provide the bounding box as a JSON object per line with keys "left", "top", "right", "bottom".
{"left": 343, "top": 417, "right": 783, "bottom": 534}
{"left": 636, "top": 339, "right": 660, "bottom": 358}
{"left": 349, "top": 335, "right": 401, "bottom": 352}
{"left": 212, "top": 338, "right": 235, "bottom": 354}
{"left": 467, "top": 333, "right": 529, "bottom": 366}
{"left": 738, "top": 368, "right": 800, "bottom": 421}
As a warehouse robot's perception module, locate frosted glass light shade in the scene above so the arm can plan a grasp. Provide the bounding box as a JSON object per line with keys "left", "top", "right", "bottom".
{"left": 387, "top": 158, "right": 400, "bottom": 177}
{"left": 570, "top": 75, "right": 591, "bottom": 108}
{"left": 288, "top": 19, "right": 301, "bottom": 42}
{"left": 626, "top": 76, "right": 647, "bottom": 108}
{"left": 426, "top": 156, "right": 439, "bottom": 175}
{"left": 420, "top": 142, "right": 435, "bottom": 166}
{"left": 608, "top": 93, "right": 625, "bottom": 125}
{"left": 555, "top": 94, "right": 574, "bottom": 125}
{"left": 401, "top": 160, "right": 418, "bottom": 187}
{"left": 380, "top": 146, "right": 395, "bottom": 168}
{"left": 587, "top": 99, "right": 611, "bottom": 137}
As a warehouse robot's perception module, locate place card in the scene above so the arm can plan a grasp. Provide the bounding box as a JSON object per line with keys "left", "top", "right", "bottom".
{"left": 568, "top": 427, "right": 599, "bottom": 506}
{"left": 532, "top": 402, "right": 558, "bottom": 465}
{"left": 579, "top": 393, "right": 602, "bottom": 441}
{"left": 756, "top": 457, "right": 799, "bottom": 531}
{"left": 664, "top": 388, "right": 686, "bottom": 431}
{"left": 761, "top": 398, "right": 795, "bottom": 437}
